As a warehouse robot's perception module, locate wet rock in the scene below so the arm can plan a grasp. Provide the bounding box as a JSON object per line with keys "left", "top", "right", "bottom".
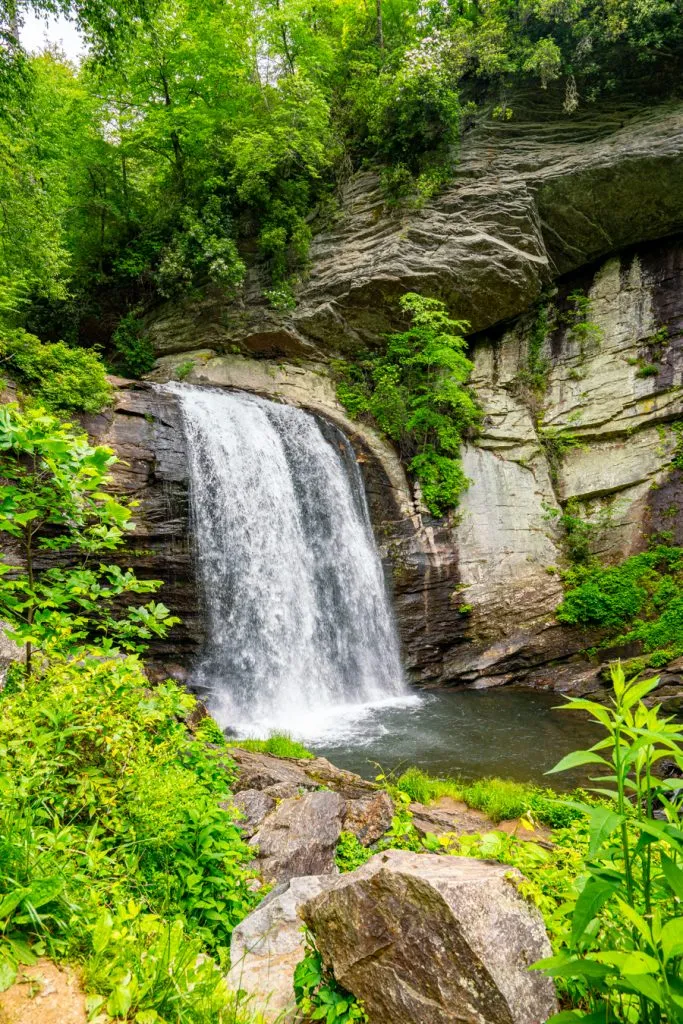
{"left": 302, "top": 849, "right": 558, "bottom": 1024}
{"left": 227, "top": 875, "right": 336, "bottom": 1023}
{"left": 342, "top": 790, "right": 394, "bottom": 846}
{"left": 229, "top": 749, "right": 318, "bottom": 797}
{"left": 233, "top": 789, "right": 276, "bottom": 839}
{"left": 251, "top": 791, "right": 345, "bottom": 883}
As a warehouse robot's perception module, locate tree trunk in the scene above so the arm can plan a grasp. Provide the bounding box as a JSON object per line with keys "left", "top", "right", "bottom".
{"left": 376, "top": 0, "right": 384, "bottom": 50}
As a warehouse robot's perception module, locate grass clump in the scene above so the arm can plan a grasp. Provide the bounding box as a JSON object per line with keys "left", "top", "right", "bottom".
{"left": 395, "top": 766, "right": 579, "bottom": 828}
{"left": 227, "top": 732, "right": 314, "bottom": 760}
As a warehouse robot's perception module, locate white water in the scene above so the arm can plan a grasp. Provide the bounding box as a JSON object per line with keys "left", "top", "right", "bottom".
{"left": 163, "top": 383, "right": 411, "bottom": 740}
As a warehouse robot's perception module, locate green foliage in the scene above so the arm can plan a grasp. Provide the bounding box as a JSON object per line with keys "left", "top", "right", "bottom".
{"left": 111, "top": 310, "right": 155, "bottom": 379}
{"left": 294, "top": 936, "right": 369, "bottom": 1023}
{"left": 563, "top": 291, "right": 603, "bottom": 361}
{"left": 0, "top": 327, "right": 111, "bottom": 414}
{"left": 0, "top": 403, "right": 178, "bottom": 672}
{"left": 558, "top": 545, "right": 683, "bottom": 664}
{"left": 334, "top": 293, "right": 480, "bottom": 517}
{"left": 335, "top": 831, "right": 372, "bottom": 873}
{"left": 515, "top": 301, "right": 553, "bottom": 407}
{"left": 227, "top": 732, "right": 314, "bottom": 759}
{"left": 533, "top": 663, "right": 683, "bottom": 1023}
{"left": 672, "top": 422, "right": 683, "bottom": 471}
{"left": 538, "top": 428, "right": 586, "bottom": 486}
{"left": 545, "top": 497, "right": 598, "bottom": 566}
{"left": 395, "top": 766, "right": 582, "bottom": 829}
{"left": 0, "top": 655, "right": 259, "bottom": 1018}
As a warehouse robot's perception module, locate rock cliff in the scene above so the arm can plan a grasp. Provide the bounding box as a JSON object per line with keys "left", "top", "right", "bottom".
{"left": 110, "top": 95, "right": 683, "bottom": 694}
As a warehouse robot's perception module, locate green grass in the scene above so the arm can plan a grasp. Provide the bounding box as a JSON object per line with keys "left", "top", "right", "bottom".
{"left": 395, "top": 766, "right": 577, "bottom": 828}
{"left": 227, "top": 732, "right": 314, "bottom": 760}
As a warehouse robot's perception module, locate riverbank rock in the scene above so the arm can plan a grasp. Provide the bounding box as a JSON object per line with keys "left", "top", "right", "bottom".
{"left": 228, "top": 749, "right": 394, "bottom": 851}
{"left": 228, "top": 875, "right": 335, "bottom": 1023}
{"left": 250, "top": 790, "right": 345, "bottom": 883}
{"left": 301, "top": 849, "right": 558, "bottom": 1024}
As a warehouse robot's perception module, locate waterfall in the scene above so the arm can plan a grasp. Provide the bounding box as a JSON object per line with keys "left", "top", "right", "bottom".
{"left": 162, "top": 383, "right": 407, "bottom": 737}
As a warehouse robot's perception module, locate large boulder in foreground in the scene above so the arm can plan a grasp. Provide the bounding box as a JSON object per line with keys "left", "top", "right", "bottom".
{"left": 228, "top": 875, "right": 335, "bottom": 1022}
{"left": 250, "top": 790, "right": 345, "bottom": 883}
{"left": 302, "top": 849, "right": 558, "bottom": 1024}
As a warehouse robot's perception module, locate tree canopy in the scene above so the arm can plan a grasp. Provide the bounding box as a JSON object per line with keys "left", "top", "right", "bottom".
{"left": 0, "top": 0, "right": 680, "bottom": 352}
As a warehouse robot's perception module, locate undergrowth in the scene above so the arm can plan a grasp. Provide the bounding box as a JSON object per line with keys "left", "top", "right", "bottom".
{"left": 557, "top": 544, "right": 683, "bottom": 665}
{"left": 0, "top": 656, "right": 261, "bottom": 1022}
{"left": 394, "top": 766, "right": 583, "bottom": 828}
{"left": 333, "top": 292, "right": 480, "bottom": 517}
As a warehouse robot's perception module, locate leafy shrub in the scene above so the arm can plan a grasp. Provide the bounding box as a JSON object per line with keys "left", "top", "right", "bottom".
{"left": 156, "top": 199, "right": 246, "bottom": 298}
{"left": 0, "top": 403, "right": 178, "bottom": 672}
{"left": 0, "top": 327, "right": 111, "bottom": 413}
{"left": 534, "top": 663, "right": 683, "bottom": 1023}
{"left": 294, "top": 936, "right": 369, "bottom": 1023}
{"left": 112, "top": 310, "right": 155, "bottom": 379}
{"left": 0, "top": 655, "right": 259, "bottom": 1007}
{"left": 335, "top": 831, "right": 372, "bottom": 873}
{"left": 557, "top": 545, "right": 683, "bottom": 663}
{"left": 334, "top": 293, "right": 480, "bottom": 517}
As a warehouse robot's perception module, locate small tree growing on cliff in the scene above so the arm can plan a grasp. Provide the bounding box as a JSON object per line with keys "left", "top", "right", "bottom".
{"left": 0, "top": 403, "right": 178, "bottom": 674}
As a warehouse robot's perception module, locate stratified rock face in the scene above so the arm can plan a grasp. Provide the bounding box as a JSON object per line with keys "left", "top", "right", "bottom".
{"left": 228, "top": 875, "right": 336, "bottom": 1023}
{"left": 302, "top": 849, "right": 558, "bottom": 1024}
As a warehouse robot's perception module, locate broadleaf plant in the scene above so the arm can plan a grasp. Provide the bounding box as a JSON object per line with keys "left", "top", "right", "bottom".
{"left": 0, "top": 402, "right": 178, "bottom": 673}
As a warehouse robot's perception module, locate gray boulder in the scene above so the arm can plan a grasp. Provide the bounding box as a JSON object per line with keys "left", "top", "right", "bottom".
{"left": 301, "top": 849, "right": 558, "bottom": 1024}
{"left": 228, "top": 875, "right": 336, "bottom": 1023}
{"left": 250, "top": 791, "right": 345, "bottom": 883}
{"left": 233, "top": 789, "right": 276, "bottom": 838}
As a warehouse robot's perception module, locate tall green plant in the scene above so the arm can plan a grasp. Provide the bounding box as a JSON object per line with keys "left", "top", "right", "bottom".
{"left": 535, "top": 663, "right": 683, "bottom": 1023}
{"left": 0, "top": 403, "right": 177, "bottom": 672}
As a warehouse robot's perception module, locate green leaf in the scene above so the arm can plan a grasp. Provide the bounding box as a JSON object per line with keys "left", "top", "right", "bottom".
{"left": 0, "top": 958, "right": 17, "bottom": 992}
{"left": 662, "top": 855, "right": 683, "bottom": 900}
{"left": 0, "top": 889, "right": 27, "bottom": 920}
{"left": 107, "top": 982, "right": 133, "bottom": 1017}
{"left": 546, "top": 750, "right": 609, "bottom": 775}
{"left": 661, "top": 917, "right": 683, "bottom": 962}
{"left": 92, "top": 911, "right": 113, "bottom": 954}
{"left": 620, "top": 972, "right": 666, "bottom": 1007}
{"left": 587, "top": 806, "right": 623, "bottom": 859}
{"left": 622, "top": 675, "right": 660, "bottom": 709}
{"left": 571, "top": 879, "right": 617, "bottom": 945}
{"left": 25, "top": 876, "right": 62, "bottom": 909}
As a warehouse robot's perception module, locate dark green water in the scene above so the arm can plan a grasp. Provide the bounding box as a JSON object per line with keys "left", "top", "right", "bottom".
{"left": 311, "top": 688, "right": 604, "bottom": 791}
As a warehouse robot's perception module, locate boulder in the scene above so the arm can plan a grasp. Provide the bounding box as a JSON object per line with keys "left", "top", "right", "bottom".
{"left": 343, "top": 790, "right": 394, "bottom": 846}
{"left": 251, "top": 790, "right": 345, "bottom": 883}
{"left": 233, "top": 789, "right": 276, "bottom": 838}
{"left": 302, "top": 849, "right": 558, "bottom": 1024}
{"left": 227, "top": 875, "right": 336, "bottom": 1023}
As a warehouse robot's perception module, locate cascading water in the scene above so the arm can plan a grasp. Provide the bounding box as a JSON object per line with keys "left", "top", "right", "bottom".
{"left": 162, "top": 382, "right": 409, "bottom": 738}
